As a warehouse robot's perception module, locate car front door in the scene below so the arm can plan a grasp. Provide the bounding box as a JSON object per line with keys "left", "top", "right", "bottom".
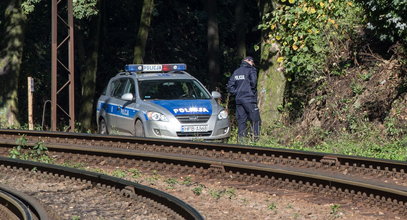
{"left": 113, "top": 78, "right": 138, "bottom": 135}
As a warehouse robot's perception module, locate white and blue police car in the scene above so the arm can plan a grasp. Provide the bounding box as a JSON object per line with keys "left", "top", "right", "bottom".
{"left": 96, "top": 63, "right": 230, "bottom": 140}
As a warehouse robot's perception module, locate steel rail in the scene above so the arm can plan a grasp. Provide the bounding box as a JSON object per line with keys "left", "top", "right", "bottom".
{"left": 0, "top": 156, "right": 204, "bottom": 220}
{"left": 0, "top": 184, "right": 50, "bottom": 220}
{"left": 0, "top": 188, "right": 33, "bottom": 220}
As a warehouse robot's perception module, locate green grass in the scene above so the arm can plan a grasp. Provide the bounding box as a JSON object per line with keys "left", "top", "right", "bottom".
{"left": 192, "top": 184, "right": 204, "bottom": 196}
{"left": 128, "top": 168, "right": 142, "bottom": 178}
{"left": 60, "top": 161, "right": 86, "bottom": 169}
{"left": 227, "top": 126, "right": 407, "bottom": 161}
{"left": 164, "top": 178, "right": 178, "bottom": 189}
{"left": 111, "top": 169, "right": 127, "bottom": 178}
{"left": 267, "top": 202, "right": 277, "bottom": 211}
{"left": 181, "top": 176, "right": 193, "bottom": 185}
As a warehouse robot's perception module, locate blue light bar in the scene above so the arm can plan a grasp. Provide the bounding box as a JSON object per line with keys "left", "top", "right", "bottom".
{"left": 125, "top": 64, "right": 143, "bottom": 72}
{"left": 124, "top": 64, "right": 187, "bottom": 72}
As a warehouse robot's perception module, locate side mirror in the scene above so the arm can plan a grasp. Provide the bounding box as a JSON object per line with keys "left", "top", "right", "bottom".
{"left": 211, "top": 91, "right": 221, "bottom": 99}
{"left": 121, "top": 93, "right": 134, "bottom": 101}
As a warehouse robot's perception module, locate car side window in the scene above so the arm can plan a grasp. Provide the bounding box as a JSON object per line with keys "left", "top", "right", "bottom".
{"left": 123, "top": 78, "right": 135, "bottom": 95}
{"left": 111, "top": 78, "right": 127, "bottom": 98}
{"left": 109, "top": 80, "right": 119, "bottom": 96}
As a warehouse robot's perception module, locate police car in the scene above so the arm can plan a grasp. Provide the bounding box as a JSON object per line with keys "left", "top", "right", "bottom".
{"left": 96, "top": 63, "right": 230, "bottom": 140}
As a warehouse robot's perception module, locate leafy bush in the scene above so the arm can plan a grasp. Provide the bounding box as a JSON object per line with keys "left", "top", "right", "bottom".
{"left": 259, "top": 0, "right": 364, "bottom": 114}
{"left": 360, "top": 0, "right": 407, "bottom": 43}
{"left": 9, "top": 135, "right": 53, "bottom": 163}
{"left": 22, "top": 0, "right": 99, "bottom": 19}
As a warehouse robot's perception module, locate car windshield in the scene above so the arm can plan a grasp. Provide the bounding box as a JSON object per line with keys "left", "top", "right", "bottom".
{"left": 138, "top": 79, "right": 211, "bottom": 100}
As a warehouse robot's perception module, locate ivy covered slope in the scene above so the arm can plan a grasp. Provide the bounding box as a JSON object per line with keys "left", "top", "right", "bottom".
{"left": 258, "top": 0, "right": 407, "bottom": 160}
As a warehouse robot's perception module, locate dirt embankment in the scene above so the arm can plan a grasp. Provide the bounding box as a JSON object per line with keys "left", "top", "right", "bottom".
{"left": 291, "top": 46, "right": 407, "bottom": 145}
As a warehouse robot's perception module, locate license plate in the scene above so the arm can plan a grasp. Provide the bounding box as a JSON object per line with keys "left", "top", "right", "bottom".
{"left": 181, "top": 125, "right": 208, "bottom": 132}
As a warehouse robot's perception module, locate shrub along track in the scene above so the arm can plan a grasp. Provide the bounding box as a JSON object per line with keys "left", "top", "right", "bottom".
{"left": 0, "top": 156, "right": 203, "bottom": 220}
{"left": 0, "top": 129, "right": 406, "bottom": 217}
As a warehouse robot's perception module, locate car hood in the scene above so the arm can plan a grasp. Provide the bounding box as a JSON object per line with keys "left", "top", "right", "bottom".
{"left": 149, "top": 100, "right": 213, "bottom": 116}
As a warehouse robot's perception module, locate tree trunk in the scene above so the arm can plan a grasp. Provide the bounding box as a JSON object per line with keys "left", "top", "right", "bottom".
{"left": 78, "top": 0, "right": 102, "bottom": 131}
{"left": 133, "top": 0, "right": 154, "bottom": 64}
{"left": 0, "top": 0, "right": 25, "bottom": 127}
{"left": 205, "top": 0, "right": 220, "bottom": 90}
{"left": 257, "top": 0, "right": 285, "bottom": 128}
{"left": 235, "top": 0, "right": 246, "bottom": 58}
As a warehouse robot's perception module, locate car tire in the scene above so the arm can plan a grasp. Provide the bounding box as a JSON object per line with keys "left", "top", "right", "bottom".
{"left": 99, "top": 118, "right": 108, "bottom": 135}
{"left": 135, "top": 120, "right": 145, "bottom": 137}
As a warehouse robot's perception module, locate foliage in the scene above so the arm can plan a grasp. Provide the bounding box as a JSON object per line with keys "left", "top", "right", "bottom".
{"left": 287, "top": 133, "right": 407, "bottom": 161}
{"left": 209, "top": 189, "right": 223, "bottom": 200}
{"left": 208, "top": 188, "right": 236, "bottom": 200}
{"left": 111, "top": 169, "right": 126, "bottom": 178}
{"left": 234, "top": 119, "right": 407, "bottom": 161}
{"left": 128, "top": 168, "right": 142, "bottom": 178}
{"left": 192, "top": 184, "right": 205, "bottom": 196}
{"left": 9, "top": 135, "right": 53, "bottom": 163}
{"left": 224, "top": 188, "right": 236, "bottom": 199}
{"left": 22, "top": 0, "right": 41, "bottom": 14}
{"left": 384, "top": 117, "right": 403, "bottom": 137}
{"left": 60, "top": 161, "right": 86, "bottom": 169}
{"left": 71, "top": 216, "right": 81, "bottom": 220}
{"left": 73, "top": 0, "right": 98, "bottom": 19}
{"left": 31, "top": 141, "right": 50, "bottom": 161}
{"left": 181, "top": 176, "right": 193, "bottom": 186}
{"left": 164, "top": 178, "right": 178, "bottom": 189}
{"left": 268, "top": 202, "right": 277, "bottom": 211}
{"left": 260, "top": 0, "right": 364, "bottom": 114}
{"left": 360, "top": 0, "right": 407, "bottom": 44}
{"left": 22, "top": 0, "right": 98, "bottom": 19}
{"left": 146, "top": 170, "right": 160, "bottom": 183}
{"left": 330, "top": 204, "right": 341, "bottom": 216}
{"left": 350, "top": 81, "right": 364, "bottom": 95}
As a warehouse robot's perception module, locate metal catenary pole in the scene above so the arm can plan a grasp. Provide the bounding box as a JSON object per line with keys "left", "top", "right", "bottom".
{"left": 51, "top": 0, "right": 75, "bottom": 132}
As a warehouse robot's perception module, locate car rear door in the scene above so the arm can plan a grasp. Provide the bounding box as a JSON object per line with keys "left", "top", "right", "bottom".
{"left": 105, "top": 78, "right": 126, "bottom": 134}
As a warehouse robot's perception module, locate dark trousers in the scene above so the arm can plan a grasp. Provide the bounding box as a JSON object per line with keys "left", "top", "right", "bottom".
{"left": 236, "top": 102, "right": 261, "bottom": 139}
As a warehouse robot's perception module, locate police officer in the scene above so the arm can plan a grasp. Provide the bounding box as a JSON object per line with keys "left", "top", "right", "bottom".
{"left": 227, "top": 56, "right": 261, "bottom": 142}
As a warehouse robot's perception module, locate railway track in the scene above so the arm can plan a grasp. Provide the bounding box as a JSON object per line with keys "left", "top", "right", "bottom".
{"left": 0, "top": 156, "right": 203, "bottom": 220}
{"left": 1, "top": 129, "right": 405, "bottom": 184}
{"left": 0, "top": 129, "right": 406, "bottom": 217}
{"left": 0, "top": 183, "right": 49, "bottom": 220}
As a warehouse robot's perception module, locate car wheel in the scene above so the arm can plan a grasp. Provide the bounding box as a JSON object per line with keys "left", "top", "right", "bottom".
{"left": 99, "top": 118, "right": 108, "bottom": 135}
{"left": 135, "top": 120, "right": 145, "bottom": 137}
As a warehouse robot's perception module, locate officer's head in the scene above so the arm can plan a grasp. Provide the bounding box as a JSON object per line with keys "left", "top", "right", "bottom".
{"left": 243, "top": 56, "right": 255, "bottom": 66}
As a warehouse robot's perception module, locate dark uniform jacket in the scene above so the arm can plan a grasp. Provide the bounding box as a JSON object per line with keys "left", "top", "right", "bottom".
{"left": 227, "top": 62, "right": 258, "bottom": 104}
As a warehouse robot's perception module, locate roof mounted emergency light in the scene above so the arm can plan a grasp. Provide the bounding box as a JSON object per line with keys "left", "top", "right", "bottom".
{"left": 125, "top": 64, "right": 187, "bottom": 72}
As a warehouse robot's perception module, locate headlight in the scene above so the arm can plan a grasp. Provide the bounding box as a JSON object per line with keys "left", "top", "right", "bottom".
{"left": 147, "top": 111, "right": 168, "bottom": 121}
{"left": 217, "top": 110, "right": 228, "bottom": 120}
